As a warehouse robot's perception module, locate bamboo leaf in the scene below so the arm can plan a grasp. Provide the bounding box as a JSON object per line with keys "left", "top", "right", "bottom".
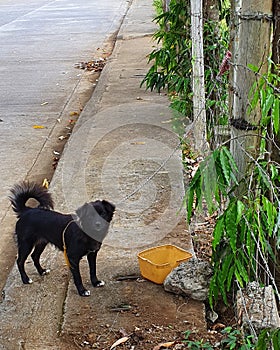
{"left": 212, "top": 217, "right": 224, "bottom": 250}
{"left": 221, "top": 254, "right": 233, "bottom": 284}
{"left": 272, "top": 330, "right": 280, "bottom": 350}
{"left": 186, "top": 187, "right": 195, "bottom": 223}
{"left": 256, "top": 166, "right": 270, "bottom": 189}
{"left": 226, "top": 265, "right": 235, "bottom": 292}
{"left": 218, "top": 273, "right": 228, "bottom": 304}
{"left": 222, "top": 146, "right": 238, "bottom": 171}
{"left": 236, "top": 200, "right": 245, "bottom": 224}
{"left": 245, "top": 219, "right": 253, "bottom": 257}
{"left": 195, "top": 183, "right": 203, "bottom": 212}
{"left": 248, "top": 63, "right": 259, "bottom": 73}
{"left": 262, "top": 196, "right": 277, "bottom": 236}
{"left": 235, "top": 258, "right": 249, "bottom": 284}
{"left": 221, "top": 147, "right": 239, "bottom": 185}
{"left": 202, "top": 156, "right": 218, "bottom": 213}
{"left": 260, "top": 87, "right": 267, "bottom": 109}
{"left": 225, "top": 203, "right": 237, "bottom": 253}
{"left": 219, "top": 148, "right": 231, "bottom": 186}
{"left": 272, "top": 97, "right": 279, "bottom": 134}
{"left": 209, "top": 276, "right": 219, "bottom": 308}
{"left": 234, "top": 269, "right": 244, "bottom": 287}
{"left": 248, "top": 80, "right": 260, "bottom": 114}
{"left": 185, "top": 166, "right": 202, "bottom": 222}
{"left": 270, "top": 163, "right": 279, "bottom": 181}
{"left": 261, "top": 93, "right": 274, "bottom": 119}
{"left": 256, "top": 330, "right": 270, "bottom": 349}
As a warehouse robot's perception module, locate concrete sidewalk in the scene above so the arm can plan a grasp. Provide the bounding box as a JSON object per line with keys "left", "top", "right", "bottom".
{"left": 0, "top": 0, "right": 206, "bottom": 348}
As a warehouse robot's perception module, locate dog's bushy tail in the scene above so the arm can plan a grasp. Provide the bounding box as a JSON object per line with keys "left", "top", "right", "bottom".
{"left": 9, "top": 181, "right": 54, "bottom": 217}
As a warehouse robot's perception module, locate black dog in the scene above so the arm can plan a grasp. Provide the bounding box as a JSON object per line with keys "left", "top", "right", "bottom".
{"left": 9, "top": 182, "right": 115, "bottom": 296}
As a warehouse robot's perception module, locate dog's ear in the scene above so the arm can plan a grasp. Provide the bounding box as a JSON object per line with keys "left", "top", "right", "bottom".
{"left": 102, "top": 200, "right": 115, "bottom": 213}
{"left": 75, "top": 202, "right": 92, "bottom": 220}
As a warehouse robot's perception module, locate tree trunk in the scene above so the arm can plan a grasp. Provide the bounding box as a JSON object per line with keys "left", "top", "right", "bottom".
{"left": 190, "top": 0, "right": 208, "bottom": 155}
{"left": 229, "top": 0, "right": 273, "bottom": 179}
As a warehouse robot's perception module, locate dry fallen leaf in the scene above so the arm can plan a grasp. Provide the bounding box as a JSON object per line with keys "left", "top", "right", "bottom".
{"left": 33, "top": 125, "right": 45, "bottom": 129}
{"left": 212, "top": 323, "right": 226, "bottom": 331}
{"left": 42, "top": 178, "right": 49, "bottom": 189}
{"left": 153, "top": 341, "right": 175, "bottom": 350}
{"left": 74, "top": 58, "right": 106, "bottom": 71}
{"left": 69, "top": 111, "right": 79, "bottom": 116}
{"left": 119, "top": 328, "right": 129, "bottom": 337}
{"left": 110, "top": 336, "right": 129, "bottom": 349}
{"left": 130, "top": 141, "right": 146, "bottom": 145}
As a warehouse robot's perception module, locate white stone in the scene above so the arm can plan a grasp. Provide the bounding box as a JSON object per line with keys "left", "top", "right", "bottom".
{"left": 163, "top": 258, "right": 213, "bottom": 301}
{"left": 236, "top": 282, "right": 280, "bottom": 333}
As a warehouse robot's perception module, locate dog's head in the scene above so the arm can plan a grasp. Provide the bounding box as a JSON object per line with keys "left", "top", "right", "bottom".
{"left": 91, "top": 200, "right": 115, "bottom": 223}
{"left": 75, "top": 200, "right": 115, "bottom": 242}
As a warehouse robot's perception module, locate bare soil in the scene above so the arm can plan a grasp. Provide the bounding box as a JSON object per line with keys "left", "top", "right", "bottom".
{"left": 57, "top": 213, "right": 233, "bottom": 350}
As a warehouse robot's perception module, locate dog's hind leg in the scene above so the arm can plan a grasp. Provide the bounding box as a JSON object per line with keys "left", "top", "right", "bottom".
{"left": 31, "top": 241, "right": 49, "bottom": 276}
{"left": 17, "top": 240, "right": 34, "bottom": 284}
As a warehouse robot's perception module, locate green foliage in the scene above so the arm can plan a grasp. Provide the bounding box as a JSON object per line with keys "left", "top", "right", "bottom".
{"left": 183, "top": 327, "right": 280, "bottom": 349}
{"left": 185, "top": 144, "right": 280, "bottom": 307}
{"left": 184, "top": 60, "right": 280, "bottom": 308}
{"left": 211, "top": 198, "right": 254, "bottom": 305}
{"left": 248, "top": 62, "right": 280, "bottom": 135}
{"left": 146, "top": 1, "right": 280, "bottom": 348}
{"left": 152, "top": 0, "right": 164, "bottom": 16}
{"left": 183, "top": 328, "right": 255, "bottom": 349}
{"left": 185, "top": 146, "right": 238, "bottom": 223}
{"left": 220, "top": 327, "right": 255, "bottom": 349}
{"left": 256, "top": 328, "right": 280, "bottom": 350}
{"left": 183, "top": 330, "right": 214, "bottom": 349}
{"left": 142, "top": 0, "right": 230, "bottom": 135}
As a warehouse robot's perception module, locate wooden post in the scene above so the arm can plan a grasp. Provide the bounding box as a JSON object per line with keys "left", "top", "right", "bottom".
{"left": 190, "top": 0, "right": 208, "bottom": 155}
{"left": 270, "top": 0, "right": 280, "bottom": 290}
{"left": 163, "top": 0, "right": 170, "bottom": 12}
{"left": 271, "top": 0, "right": 280, "bottom": 164}
{"left": 229, "top": 0, "right": 273, "bottom": 178}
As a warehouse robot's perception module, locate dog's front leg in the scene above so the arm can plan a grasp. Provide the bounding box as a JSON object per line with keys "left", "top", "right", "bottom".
{"left": 87, "top": 251, "right": 105, "bottom": 288}
{"left": 69, "top": 257, "right": 90, "bottom": 297}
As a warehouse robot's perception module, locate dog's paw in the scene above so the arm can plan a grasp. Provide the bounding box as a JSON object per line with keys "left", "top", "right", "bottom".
{"left": 22, "top": 277, "right": 33, "bottom": 284}
{"left": 42, "top": 269, "right": 50, "bottom": 275}
{"left": 81, "top": 290, "right": 91, "bottom": 297}
{"left": 94, "top": 280, "right": 105, "bottom": 288}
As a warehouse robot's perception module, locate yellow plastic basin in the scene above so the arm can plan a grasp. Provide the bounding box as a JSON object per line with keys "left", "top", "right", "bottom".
{"left": 137, "top": 244, "right": 192, "bottom": 284}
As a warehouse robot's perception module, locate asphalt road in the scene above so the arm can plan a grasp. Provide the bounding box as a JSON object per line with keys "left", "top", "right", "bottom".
{"left": 0, "top": 0, "right": 130, "bottom": 289}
